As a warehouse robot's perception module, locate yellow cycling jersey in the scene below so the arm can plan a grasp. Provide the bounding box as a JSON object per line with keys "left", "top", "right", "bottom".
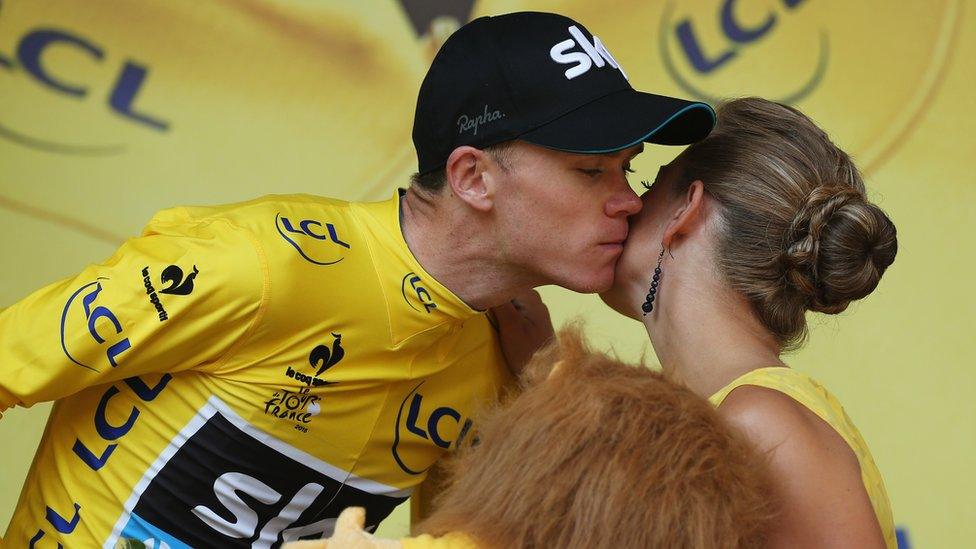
{"left": 709, "top": 367, "right": 897, "bottom": 549}
{"left": 0, "top": 190, "right": 511, "bottom": 548}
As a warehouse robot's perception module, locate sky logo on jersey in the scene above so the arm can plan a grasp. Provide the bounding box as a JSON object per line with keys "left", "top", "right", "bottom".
{"left": 108, "top": 398, "right": 410, "bottom": 548}
{"left": 401, "top": 272, "right": 437, "bottom": 314}
{"left": 391, "top": 381, "right": 473, "bottom": 475}
{"left": 60, "top": 277, "right": 132, "bottom": 371}
{"left": 275, "top": 213, "right": 350, "bottom": 266}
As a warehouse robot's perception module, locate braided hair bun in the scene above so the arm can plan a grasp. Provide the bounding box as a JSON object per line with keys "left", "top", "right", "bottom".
{"left": 782, "top": 186, "right": 898, "bottom": 314}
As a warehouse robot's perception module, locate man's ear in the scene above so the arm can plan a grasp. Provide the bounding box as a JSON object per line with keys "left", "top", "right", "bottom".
{"left": 661, "top": 180, "right": 706, "bottom": 249}
{"left": 445, "top": 146, "right": 496, "bottom": 212}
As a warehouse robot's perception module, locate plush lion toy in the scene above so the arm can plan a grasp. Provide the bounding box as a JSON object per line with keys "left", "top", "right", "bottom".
{"left": 285, "top": 326, "right": 774, "bottom": 548}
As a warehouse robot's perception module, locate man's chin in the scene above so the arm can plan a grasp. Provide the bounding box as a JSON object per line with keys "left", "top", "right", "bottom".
{"left": 598, "top": 286, "right": 636, "bottom": 319}
{"left": 559, "top": 269, "right": 615, "bottom": 295}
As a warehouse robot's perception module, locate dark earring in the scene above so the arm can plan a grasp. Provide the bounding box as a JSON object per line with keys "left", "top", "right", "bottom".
{"left": 642, "top": 246, "right": 666, "bottom": 315}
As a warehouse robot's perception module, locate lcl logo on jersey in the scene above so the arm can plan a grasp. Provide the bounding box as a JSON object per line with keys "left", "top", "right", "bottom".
{"left": 549, "top": 25, "right": 628, "bottom": 80}
{"left": 275, "top": 213, "right": 350, "bottom": 266}
{"left": 59, "top": 276, "right": 173, "bottom": 471}
{"left": 60, "top": 278, "right": 132, "bottom": 371}
{"left": 33, "top": 374, "right": 171, "bottom": 545}
{"left": 391, "top": 382, "right": 473, "bottom": 475}
{"left": 401, "top": 272, "right": 437, "bottom": 314}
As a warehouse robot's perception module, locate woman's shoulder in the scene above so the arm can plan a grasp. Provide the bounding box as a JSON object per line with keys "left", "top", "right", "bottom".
{"left": 716, "top": 383, "right": 887, "bottom": 547}
{"left": 716, "top": 379, "right": 868, "bottom": 510}
{"left": 712, "top": 367, "right": 858, "bottom": 457}
{"left": 716, "top": 382, "right": 845, "bottom": 458}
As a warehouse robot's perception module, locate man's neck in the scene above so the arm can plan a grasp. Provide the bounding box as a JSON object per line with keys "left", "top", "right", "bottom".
{"left": 399, "top": 187, "right": 537, "bottom": 311}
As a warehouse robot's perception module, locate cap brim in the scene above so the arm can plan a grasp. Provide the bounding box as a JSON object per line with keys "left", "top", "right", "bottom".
{"left": 519, "top": 88, "right": 715, "bottom": 153}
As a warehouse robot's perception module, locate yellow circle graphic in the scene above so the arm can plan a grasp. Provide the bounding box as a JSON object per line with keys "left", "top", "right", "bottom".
{"left": 653, "top": 0, "right": 963, "bottom": 174}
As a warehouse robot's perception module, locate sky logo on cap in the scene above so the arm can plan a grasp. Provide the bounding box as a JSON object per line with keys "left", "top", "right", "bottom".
{"left": 549, "top": 25, "right": 628, "bottom": 80}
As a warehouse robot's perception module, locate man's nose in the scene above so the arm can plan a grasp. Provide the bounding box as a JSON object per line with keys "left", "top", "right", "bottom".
{"left": 605, "top": 185, "right": 643, "bottom": 217}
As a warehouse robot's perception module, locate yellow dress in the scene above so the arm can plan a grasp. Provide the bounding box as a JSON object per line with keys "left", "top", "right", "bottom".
{"left": 709, "top": 367, "right": 897, "bottom": 549}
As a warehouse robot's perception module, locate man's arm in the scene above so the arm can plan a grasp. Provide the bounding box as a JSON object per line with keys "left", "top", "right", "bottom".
{"left": 0, "top": 211, "right": 266, "bottom": 416}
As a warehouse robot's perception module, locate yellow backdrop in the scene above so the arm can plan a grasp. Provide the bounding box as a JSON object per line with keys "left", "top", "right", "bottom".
{"left": 2, "top": 1, "right": 973, "bottom": 546}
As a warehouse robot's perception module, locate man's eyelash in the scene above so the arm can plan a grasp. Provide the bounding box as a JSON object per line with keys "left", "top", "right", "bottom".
{"left": 641, "top": 180, "right": 652, "bottom": 190}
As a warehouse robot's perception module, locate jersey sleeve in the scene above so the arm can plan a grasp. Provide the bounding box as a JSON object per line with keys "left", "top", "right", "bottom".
{"left": 0, "top": 209, "right": 267, "bottom": 416}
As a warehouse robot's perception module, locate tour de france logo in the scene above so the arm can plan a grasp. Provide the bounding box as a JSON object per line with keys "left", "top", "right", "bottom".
{"left": 652, "top": 0, "right": 961, "bottom": 173}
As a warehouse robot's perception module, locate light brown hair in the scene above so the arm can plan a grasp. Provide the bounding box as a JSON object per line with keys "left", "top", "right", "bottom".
{"left": 677, "top": 98, "right": 898, "bottom": 350}
{"left": 417, "top": 325, "right": 774, "bottom": 548}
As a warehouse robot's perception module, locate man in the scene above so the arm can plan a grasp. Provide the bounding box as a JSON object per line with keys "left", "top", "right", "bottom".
{"left": 0, "top": 12, "right": 713, "bottom": 547}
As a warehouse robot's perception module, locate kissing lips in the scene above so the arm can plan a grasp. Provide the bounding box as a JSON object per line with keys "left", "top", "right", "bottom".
{"left": 598, "top": 241, "right": 625, "bottom": 255}
{"left": 599, "top": 231, "right": 628, "bottom": 254}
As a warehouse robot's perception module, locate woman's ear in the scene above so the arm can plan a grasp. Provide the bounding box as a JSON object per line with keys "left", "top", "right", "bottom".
{"left": 661, "top": 180, "right": 706, "bottom": 249}
{"left": 445, "top": 146, "right": 496, "bottom": 212}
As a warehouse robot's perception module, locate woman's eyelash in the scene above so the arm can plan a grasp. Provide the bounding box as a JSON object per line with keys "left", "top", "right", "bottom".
{"left": 641, "top": 180, "right": 652, "bottom": 190}
{"left": 580, "top": 167, "right": 635, "bottom": 177}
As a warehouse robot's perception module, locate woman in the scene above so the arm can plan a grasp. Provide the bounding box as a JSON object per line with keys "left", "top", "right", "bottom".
{"left": 597, "top": 97, "right": 898, "bottom": 547}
